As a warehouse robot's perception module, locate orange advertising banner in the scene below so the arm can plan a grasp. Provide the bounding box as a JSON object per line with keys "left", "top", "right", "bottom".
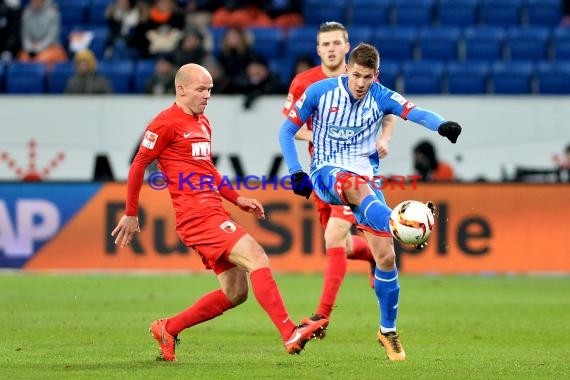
{"left": 24, "top": 183, "right": 570, "bottom": 274}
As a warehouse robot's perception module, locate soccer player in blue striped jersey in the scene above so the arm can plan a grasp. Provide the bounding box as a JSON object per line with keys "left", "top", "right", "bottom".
{"left": 279, "top": 43, "right": 462, "bottom": 361}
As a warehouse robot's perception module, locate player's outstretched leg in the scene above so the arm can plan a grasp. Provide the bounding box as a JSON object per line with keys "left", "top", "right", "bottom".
{"left": 149, "top": 319, "right": 180, "bottom": 361}
{"left": 284, "top": 318, "right": 330, "bottom": 354}
{"left": 300, "top": 314, "right": 329, "bottom": 340}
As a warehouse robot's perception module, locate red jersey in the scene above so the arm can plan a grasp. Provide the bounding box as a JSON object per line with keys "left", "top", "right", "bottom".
{"left": 125, "top": 103, "right": 239, "bottom": 222}
{"left": 282, "top": 66, "right": 328, "bottom": 157}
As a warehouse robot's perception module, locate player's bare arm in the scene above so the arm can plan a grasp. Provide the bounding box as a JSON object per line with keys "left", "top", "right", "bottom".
{"left": 236, "top": 196, "right": 265, "bottom": 220}
{"left": 111, "top": 215, "right": 140, "bottom": 248}
{"left": 294, "top": 126, "right": 313, "bottom": 142}
{"left": 376, "top": 114, "right": 396, "bottom": 158}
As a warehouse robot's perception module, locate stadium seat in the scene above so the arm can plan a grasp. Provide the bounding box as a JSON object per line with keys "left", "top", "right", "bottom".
{"left": 402, "top": 61, "right": 444, "bottom": 94}
{"left": 46, "top": 62, "right": 75, "bottom": 94}
{"left": 524, "top": 0, "right": 562, "bottom": 26}
{"left": 88, "top": 0, "right": 112, "bottom": 25}
{"left": 437, "top": 0, "right": 479, "bottom": 26}
{"left": 69, "top": 26, "right": 110, "bottom": 59}
{"left": 269, "top": 57, "right": 294, "bottom": 88}
{"left": 348, "top": 0, "right": 391, "bottom": 27}
{"left": 5, "top": 62, "right": 47, "bottom": 94}
{"left": 378, "top": 60, "right": 400, "bottom": 90}
{"left": 372, "top": 26, "right": 418, "bottom": 62}
{"left": 247, "top": 27, "right": 285, "bottom": 60}
{"left": 536, "top": 61, "right": 570, "bottom": 94}
{"left": 490, "top": 61, "right": 534, "bottom": 94}
{"left": 133, "top": 60, "right": 156, "bottom": 94}
{"left": 552, "top": 27, "right": 570, "bottom": 60}
{"left": 303, "top": 1, "right": 347, "bottom": 25}
{"left": 392, "top": 0, "right": 434, "bottom": 27}
{"left": 348, "top": 26, "right": 374, "bottom": 46}
{"left": 285, "top": 26, "right": 320, "bottom": 62}
{"left": 463, "top": 26, "right": 506, "bottom": 62}
{"left": 506, "top": 27, "right": 551, "bottom": 61}
{"left": 55, "top": 0, "right": 89, "bottom": 27}
{"left": 480, "top": 0, "right": 522, "bottom": 26}
{"left": 446, "top": 61, "right": 489, "bottom": 94}
{"left": 417, "top": 26, "right": 461, "bottom": 61}
{"left": 97, "top": 60, "right": 134, "bottom": 94}
{"left": 209, "top": 27, "right": 227, "bottom": 57}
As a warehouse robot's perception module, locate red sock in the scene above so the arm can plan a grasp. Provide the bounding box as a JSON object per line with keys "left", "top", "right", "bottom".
{"left": 166, "top": 289, "right": 234, "bottom": 336}
{"left": 349, "top": 235, "right": 374, "bottom": 263}
{"left": 316, "top": 247, "right": 347, "bottom": 318}
{"left": 250, "top": 267, "right": 296, "bottom": 341}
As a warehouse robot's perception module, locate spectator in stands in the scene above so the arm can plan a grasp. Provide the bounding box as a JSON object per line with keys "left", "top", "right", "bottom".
{"left": 291, "top": 53, "right": 315, "bottom": 79}
{"left": 182, "top": 0, "right": 221, "bottom": 30}
{"left": 18, "top": 0, "right": 67, "bottom": 68}
{"left": 562, "top": 0, "right": 570, "bottom": 26}
{"left": 0, "top": 0, "right": 21, "bottom": 61}
{"left": 202, "top": 54, "right": 232, "bottom": 94}
{"left": 217, "top": 26, "right": 256, "bottom": 93}
{"left": 65, "top": 49, "right": 113, "bottom": 94}
{"left": 104, "top": 0, "right": 149, "bottom": 60}
{"left": 144, "top": 54, "right": 176, "bottom": 95}
{"left": 234, "top": 55, "right": 284, "bottom": 109}
{"left": 140, "top": 0, "right": 185, "bottom": 58}
{"left": 412, "top": 140, "right": 456, "bottom": 182}
{"left": 172, "top": 26, "right": 207, "bottom": 67}
{"left": 211, "top": 0, "right": 272, "bottom": 28}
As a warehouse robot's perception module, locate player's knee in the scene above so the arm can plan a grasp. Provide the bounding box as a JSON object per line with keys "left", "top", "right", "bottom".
{"left": 226, "top": 285, "right": 249, "bottom": 306}
{"left": 376, "top": 250, "right": 396, "bottom": 268}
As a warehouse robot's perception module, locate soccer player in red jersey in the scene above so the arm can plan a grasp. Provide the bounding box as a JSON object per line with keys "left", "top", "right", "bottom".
{"left": 282, "top": 22, "right": 397, "bottom": 331}
{"left": 112, "top": 63, "right": 328, "bottom": 361}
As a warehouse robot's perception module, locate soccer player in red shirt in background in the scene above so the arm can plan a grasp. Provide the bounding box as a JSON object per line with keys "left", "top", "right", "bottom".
{"left": 112, "top": 63, "right": 328, "bottom": 361}
{"left": 283, "top": 22, "right": 397, "bottom": 331}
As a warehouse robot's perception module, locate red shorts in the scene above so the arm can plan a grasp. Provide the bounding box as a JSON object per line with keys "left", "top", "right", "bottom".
{"left": 176, "top": 203, "right": 247, "bottom": 275}
{"left": 313, "top": 191, "right": 356, "bottom": 230}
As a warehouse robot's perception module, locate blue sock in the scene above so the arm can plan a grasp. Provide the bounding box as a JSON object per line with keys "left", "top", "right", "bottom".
{"left": 359, "top": 194, "right": 391, "bottom": 233}
{"left": 374, "top": 267, "right": 400, "bottom": 331}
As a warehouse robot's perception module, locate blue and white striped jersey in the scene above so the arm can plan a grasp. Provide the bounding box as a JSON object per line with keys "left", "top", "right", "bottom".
{"left": 287, "top": 75, "right": 416, "bottom": 177}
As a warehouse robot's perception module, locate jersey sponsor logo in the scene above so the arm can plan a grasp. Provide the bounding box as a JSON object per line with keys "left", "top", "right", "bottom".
{"left": 183, "top": 131, "right": 192, "bottom": 138}
{"left": 390, "top": 93, "right": 407, "bottom": 105}
{"left": 142, "top": 131, "right": 158, "bottom": 149}
{"left": 295, "top": 93, "right": 306, "bottom": 108}
{"left": 327, "top": 125, "right": 362, "bottom": 140}
{"left": 191, "top": 142, "right": 211, "bottom": 157}
{"left": 220, "top": 220, "right": 236, "bottom": 233}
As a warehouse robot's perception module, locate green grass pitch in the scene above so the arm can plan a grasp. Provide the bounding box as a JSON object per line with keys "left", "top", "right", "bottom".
{"left": 1, "top": 273, "right": 569, "bottom": 379}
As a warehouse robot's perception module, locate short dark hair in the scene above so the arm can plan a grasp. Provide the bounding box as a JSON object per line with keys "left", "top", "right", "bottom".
{"left": 348, "top": 43, "right": 380, "bottom": 70}
{"left": 317, "top": 21, "right": 348, "bottom": 44}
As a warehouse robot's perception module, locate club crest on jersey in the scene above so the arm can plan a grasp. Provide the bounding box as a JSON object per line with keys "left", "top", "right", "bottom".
{"left": 142, "top": 131, "right": 158, "bottom": 149}
{"left": 220, "top": 221, "right": 236, "bottom": 233}
{"left": 295, "top": 93, "right": 306, "bottom": 108}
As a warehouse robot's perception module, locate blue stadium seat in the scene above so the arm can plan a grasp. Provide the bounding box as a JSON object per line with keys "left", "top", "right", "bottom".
{"left": 348, "top": 0, "right": 391, "bottom": 27}
{"left": 372, "top": 26, "right": 418, "bottom": 62}
{"left": 417, "top": 26, "right": 461, "bottom": 61}
{"left": 0, "top": 63, "right": 5, "bottom": 93}
{"left": 446, "top": 61, "right": 489, "bottom": 94}
{"left": 506, "top": 27, "right": 551, "bottom": 61}
{"left": 393, "top": 0, "right": 434, "bottom": 26}
{"left": 55, "top": 0, "right": 88, "bottom": 27}
{"left": 285, "top": 26, "right": 320, "bottom": 62}
{"left": 552, "top": 27, "right": 570, "bottom": 60}
{"left": 47, "top": 62, "right": 75, "bottom": 94}
{"left": 378, "top": 60, "right": 400, "bottom": 90}
{"left": 490, "top": 61, "right": 534, "bottom": 94}
{"left": 480, "top": 0, "right": 522, "bottom": 26}
{"left": 133, "top": 59, "right": 156, "bottom": 94}
{"left": 269, "top": 57, "right": 294, "bottom": 88}
{"left": 463, "top": 26, "right": 506, "bottom": 62}
{"left": 209, "top": 27, "right": 227, "bottom": 57}
{"left": 348, "top": 26, "right": 374, "bottom": 45}
{"left": 88, "top": 0, "right": 112, "bottom": 25}
{"left": 303, "top": 1, "right": 347, "bottom": 25}
{"left": 437, "top": 0, "right": 479, "bottom": 26}
{"left": 70, "top": 26, "right": 109, "bottom": 59}
{"left": 402, "top": 61, "right": 444, "bottom": 94}
{"left": 536, "top": 61, "right": 570, "bottom": 94}
{"left": 5, "top": 62, "right": 47, "bottom": 94}
{"left": 97, "top": 60, "right": 134, "bottom": 94}
{"left": 524, "top": 0, "right": 562, "bottom": 26}
{"left": 247, "top": 27, "right": 285, "bottom": 60}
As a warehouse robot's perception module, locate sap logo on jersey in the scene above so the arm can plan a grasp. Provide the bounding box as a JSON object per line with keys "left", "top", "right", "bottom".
{"left": 0, "top": 200, "right": 60, "bottom": 258}
{"left": 328, "top": 126, "right": 357, "bottom": 140}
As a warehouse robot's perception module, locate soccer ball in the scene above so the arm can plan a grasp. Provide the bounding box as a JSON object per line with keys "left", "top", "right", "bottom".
{"left": 389, "top": 200, "right": 434, "bottom": 246}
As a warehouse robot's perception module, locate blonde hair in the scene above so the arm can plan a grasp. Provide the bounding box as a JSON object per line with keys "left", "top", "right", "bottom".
{"left": 74, "top": 49, "right": 98, "bottom": 72}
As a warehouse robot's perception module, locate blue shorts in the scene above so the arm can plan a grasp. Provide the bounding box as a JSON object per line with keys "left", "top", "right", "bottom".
{"left": 311, "top": 166, "right": 391, "bottom": 235}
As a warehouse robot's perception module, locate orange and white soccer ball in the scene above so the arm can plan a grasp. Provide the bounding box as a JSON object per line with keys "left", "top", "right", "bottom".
{"left": 389, "top": 200, "right": 435, "bottom": 246}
